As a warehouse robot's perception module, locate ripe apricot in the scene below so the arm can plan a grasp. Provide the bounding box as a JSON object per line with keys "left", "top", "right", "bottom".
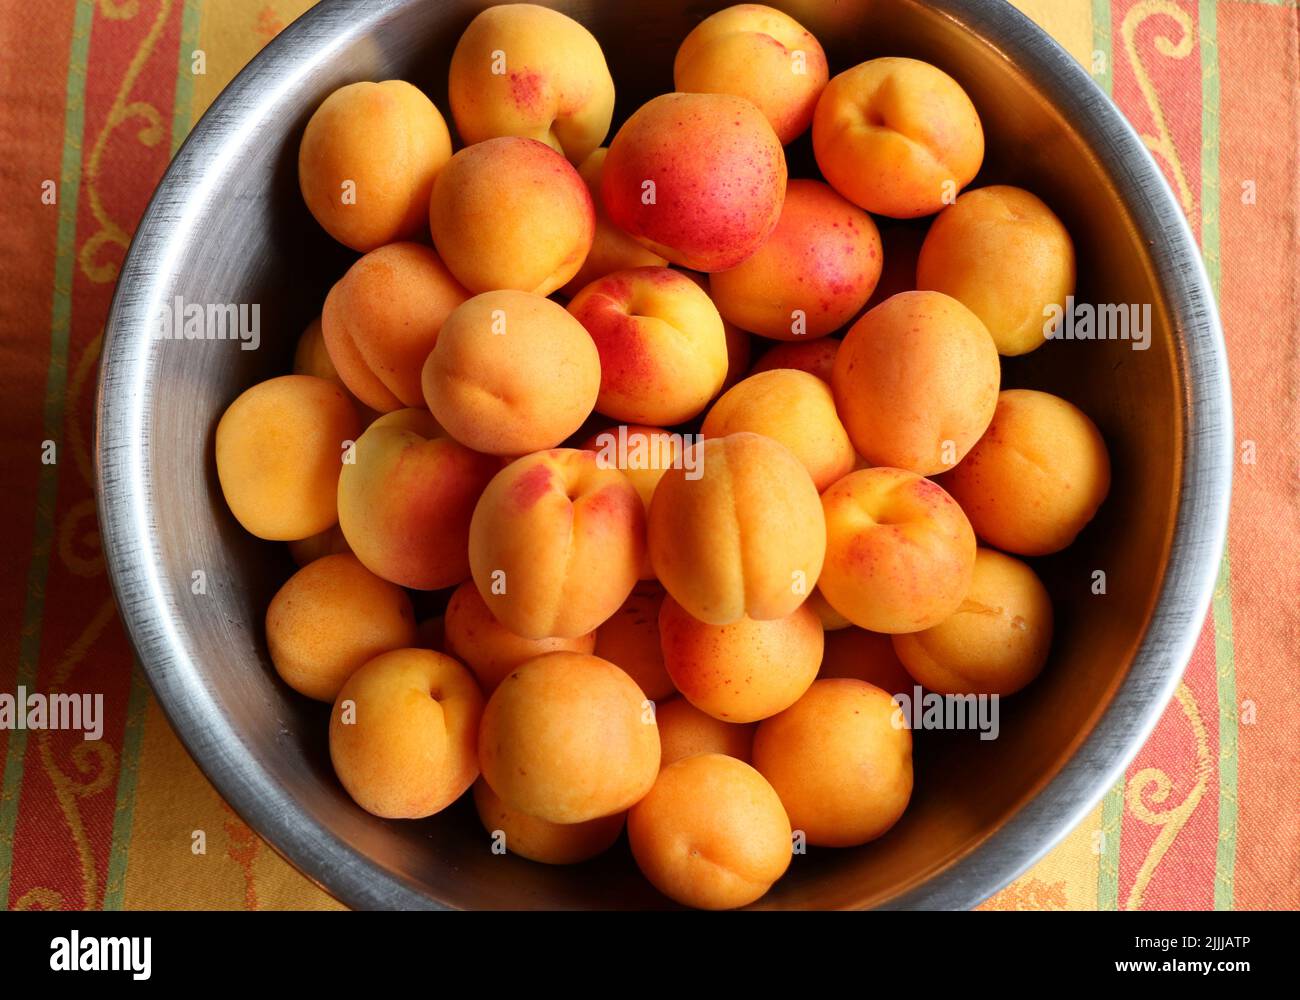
{"left": 429, "top": 136, "right": 594, "bottom": 296}
{"left": 659, "top": 594, "right": 822, "bottom": 723}
{"left": 673, "top": 4, "right": 828, "bottom": 144}
{"left": 813, "top": 57, "right": 983, "bottom": 218}
{"left": 468, "top": 449, "right": 645, "bottom": 639}
{"left": 832, "top": 290, "right": 999, "bottom": 476}
{"left": 478, "top": 651, "right": 660, "bottom": 823}
{"left": 299, "top": 80, "right": 451, "bottom": 251}
{"left": 648, "top": 433, "right": 825, "bottom": 625}
{"left": 321, "top": 242, "right": 468, "bottom": 412}
{"left": 602, "top": 92, "right": 786, "bottom": 271}
{"left": 702, "top": 369, "right": 854, "bottom": 492}
{"left": 892, "top": 548, "right": 1053, "bottom": 696}
{"left": 595, "top": 584, "right": 676, "bottom": 701}
{"left": 449, "top": 4, "right": 615, "bottom": 164}
{"left": 940, "top": 389, "right": 1111, "bottom": 555}
{"left": 443, "top": 580, "right": 596, "bottom": 694}
{"left": 266, "top": 553, "right": 415, "bottom": 702}
{"left": 655, "top": 698, "right": 755, "bottom": 769}
{"left": 819, "top": 467, "right": 976, "bottom": 633}
{"left": 567, "top": 266, "right": 727, "bottom": 425}
{"left": 422, "top": 290, "right": 600, "bottom": 456}
{"left": 820, "top": 627, "right": 914, "bottom": 697}
{"left": 337, "top": 409, "right": 499, "bottom": 590}
{"left": 215, "top": 375, "right": 359, "bottom": 541}
{"left": 472, "top": 779, "right": 625, "bottom": 865}
{"left": 753, "top": 679, "right": 912, "bottom": 847}
{"left": 917, "top": 185, "right": 1076, "bottom": 356}
{"left": 628, "top": 753, "right": 791, "bottom": 909}
{"left": 710, "top": 179, "right": 881, "bottom": 340}
{"left": 329, "top": 649, "right": 484, "bottom": 819}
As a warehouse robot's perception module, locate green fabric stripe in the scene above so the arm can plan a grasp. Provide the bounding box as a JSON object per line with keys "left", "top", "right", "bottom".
{"left": 102, "top": 664, "right": 151, "bottom": 910}
{"left": 169, "top": 0, "right": 202, "bottom": 155}
{"left": 1199, "top": 0, "right": 1238, "bottom": 912}
{"left": 1089, "top": 0, "right": 1121, "bottom": 913}
{"left": 101, "top": 0, "right": 205, "bottom": 911}
{"left": 1212, "top": 554, "right": 1239, "bottom": 909}
{"left": 0, "top": 0, "right": 96, "bottom": 908}
{"left": 1098, "top": 780, "right": 1124, "bottom": 909}
{"left": 1092, "top": 0, "right": 1114, "bottom": 96}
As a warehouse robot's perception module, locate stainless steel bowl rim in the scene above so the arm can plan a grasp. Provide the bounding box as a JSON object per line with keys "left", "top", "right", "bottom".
{"left": 95, "top": 0, "right": 1233, "bottom": 909}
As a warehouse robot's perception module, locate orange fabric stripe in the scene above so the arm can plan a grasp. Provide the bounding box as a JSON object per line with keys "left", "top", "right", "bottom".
{"left": 1216, "top": 0, "right": 1300, "bottom": 911}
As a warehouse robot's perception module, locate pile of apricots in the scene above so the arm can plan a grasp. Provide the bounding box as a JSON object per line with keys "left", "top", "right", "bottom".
{"left": 215, "top": 3, "right": 1111, "bottom": 909}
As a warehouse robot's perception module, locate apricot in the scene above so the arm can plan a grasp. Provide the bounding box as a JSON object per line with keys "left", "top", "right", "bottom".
{"left": 940, "top": 389, "right": 1111, "bottom": 555}
{"left": 673, "top": 4, "right": 828, "bottom": 145}
{"left": 292, "top": 318, "right": 335, "bottom": 381}
{"left": 266, "top": 554, "right": 415, "bottom": 702}
{"left": 807, "top": 588, "right": 851, "bottom": 631}
{"left": 478, "top": 651, "right": 660, "bottom": 823}
{"left": 893, "top": 548, "right": 1053, "bottom": 696}
{"left": 595, "top": 584, "right": 675, "bottom": 701}
{"left": 286, "top": 522, "right": 350, "bottom": 567}
{"left": 337, "top": 409, "right": 499, "bottom": 590}
{"left": 820, "top": 628, "right": 913, "bottom": 697}
{"left": 753, "top": 679, "right": 912, "bottom": 847}
{"left": 320, "top": 242, "right": 468, "bottom": 412}
{"left": 472, "top": 779, "right": 624, "bottom": 866}
{"left": 648, "top": 433, "right": 826, "bottom": 625}
{"left": 329, "top": 649, "right": 483, "bottom": 819}
{"left": 422, "top": 290, "right": 600, "bottom": 455}
{"left": 710, "top": 179, "right": 881, "bottom": 340}
{"left": 680, "top": 271, "right": 751, "bottom": 395}
{"left": 583, "top": 424, "right": 683, "bottom": 505}
{"left": 833, "top": 290, "right": 999, "bottom": 475}
{"left": 449, "top": 3, "right": 615, "bottom": 164}
{"left": 628, "top": 753, "right": 791, "bottom": 909}
{"left": 819, "top": 467, "right": 976, "bottom": 633}
{"left": 813, "top": 57, "right": 983, "bottom": 218}
{"left": 659, "top": 594, "right": 821, "bottom": 723}
{"left": 702, "top": 369, "right": 854, "bottom": 492}
{"left": 560, "top": 148, "right": 667, "bottom": 297}
{"left": 918, "top": 185, "right": 1076, "bottom": 356}
{"left": 719, "top": 314, "right": 753, "bottom": 394}
{"left": 292, "top": 317, "right": 375, "bottom": 423}
{"left": 468, "top": 449, "right": 645, "bottom": 639}
{"left": 602, "top": 92, "right": 786, "bottom": 271}
{"left": 429, "top": 136, "right": 594, "bottom": 295}
{"left": 443, "top": 580, "right": 595, "bottom": 694}
{"left": 568, "top": 266, "right": 727, "bottom": 424}
{"left": 215, "top": 375, "right": 359, "bottom": 541}
{"left": 655, "top": 698, "right": 755, "bottom": 769}
{"left": 750, "top": 338, "right": 839, "bottom": 383}
{"left": 299, "top": 80, "right": 451, "bottom": 251}
{"left": 581, "top": 424, "right": 682, "bottom": 579}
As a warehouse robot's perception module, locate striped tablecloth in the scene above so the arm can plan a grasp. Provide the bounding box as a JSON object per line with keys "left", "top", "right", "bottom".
{"left": 1, "top": 0, "right": 1295, "bottom": 910}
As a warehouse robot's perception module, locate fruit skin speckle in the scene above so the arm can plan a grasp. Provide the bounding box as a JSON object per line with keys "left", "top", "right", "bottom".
{"left": 509, "top": 69, "right": 545, "bottom": 111}
{"left": 709, "top": 179, "right": 883, "bottom": 341}
{"left": 601, "top": 92, "right": 787, "bottom": 272}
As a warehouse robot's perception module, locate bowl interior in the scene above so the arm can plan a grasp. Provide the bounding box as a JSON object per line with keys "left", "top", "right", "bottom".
{"left": 102, "top": 0, "right": 1195, "bottom": 909}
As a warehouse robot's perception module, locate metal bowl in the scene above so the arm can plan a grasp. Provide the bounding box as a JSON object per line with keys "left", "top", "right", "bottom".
{"left": 95, "top": 0, "right": 1231, "bottom": 909}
